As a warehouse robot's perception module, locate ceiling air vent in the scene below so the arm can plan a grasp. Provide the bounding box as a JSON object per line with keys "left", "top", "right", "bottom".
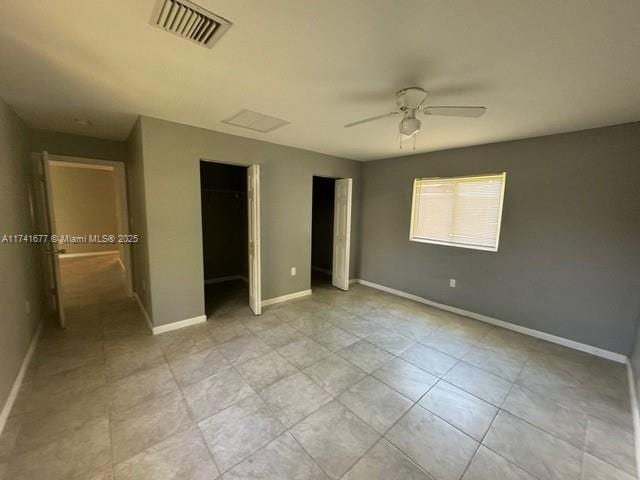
{"left": 223, "top": 110, "right": 290, "bottom": 133}
{"left": 151, "top": 0, "right": 231, "bottom": 48}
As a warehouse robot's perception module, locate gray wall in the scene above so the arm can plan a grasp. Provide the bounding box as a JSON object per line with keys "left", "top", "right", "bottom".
{"left": 30, "top": 129, "right": 127, "bottom": 162}
{"left": 137, "top": 116, "right": 361, "bottom": 327}
{"left": 49, "top": 166, "right": 119, "bottom": 254}
{"left": 0, "top": 99, "right": 44, "bottom": 412}
{"left": 359, "top": 123, "right": 640, "bottom": 355}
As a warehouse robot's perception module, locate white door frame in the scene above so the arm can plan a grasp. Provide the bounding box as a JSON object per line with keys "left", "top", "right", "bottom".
{"left": 247, "top": 164, "right": 262, "bottom": 315}
{"left": 309, "top": 175, "right": 353, "bottom": 291}
{"left": 198, "top": 159, "right": 261, "bottom": 316}
{"left": 32, "top": 153, "right": 134, "bottom": 297}
{"left": 332, "top": 177, "right": 353, "bottom": 291}
{"left": 37, "top": 152, "right": 66, "bottom": 327}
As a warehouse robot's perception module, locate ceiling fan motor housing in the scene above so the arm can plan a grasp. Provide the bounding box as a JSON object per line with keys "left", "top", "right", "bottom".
{"left": 396, "top": 87, "right": 428, "bottom": 110}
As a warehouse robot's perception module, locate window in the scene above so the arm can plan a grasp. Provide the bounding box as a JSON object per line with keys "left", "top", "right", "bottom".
{"left": 409, "top": 173, "right": 506, "bottom": 251}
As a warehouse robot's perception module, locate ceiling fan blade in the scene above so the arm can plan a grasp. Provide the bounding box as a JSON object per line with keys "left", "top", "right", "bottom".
{"left": 423, "top": 106, "right": 486, "bottom": 118}
{"left": 344, "top": 112, "right": 400, "bottom": 128}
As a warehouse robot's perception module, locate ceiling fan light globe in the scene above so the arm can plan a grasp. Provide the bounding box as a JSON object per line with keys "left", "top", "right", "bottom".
{"left": 399, "top": 117, "right": 421, "bottom": 137}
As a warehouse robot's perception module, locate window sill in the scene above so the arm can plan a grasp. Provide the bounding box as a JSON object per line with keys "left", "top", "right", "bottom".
{"left": 409, "top": 236, "right": 499, "bottom": 252}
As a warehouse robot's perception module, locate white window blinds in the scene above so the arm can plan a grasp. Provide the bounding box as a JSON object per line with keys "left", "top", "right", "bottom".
{"left": 410, "top": 173, "right": 506, "bottom": 251}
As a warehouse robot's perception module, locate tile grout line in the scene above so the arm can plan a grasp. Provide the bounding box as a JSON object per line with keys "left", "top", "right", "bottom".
{"left": 327, "top": 288, "right": 637, "bottom": 478}
{"left": 458, "top": 380, "right": 520, "bottom": 479}
{"left": 24, "top": 283, "right": 631, "bottom": 480}
{"left": 100, "top": 307, "right": 117, "bottom": 478}
{"left": 243, "top": 342, "right": 338, "bottom": 478}
{"left": 288, "top": 430, "right": 335, "bottom": 479}
{"left": 111, "top": 327, "right": 207, "bottom": 472}
{"left": 184, "top": 340, "right": 276, "bottom": 476}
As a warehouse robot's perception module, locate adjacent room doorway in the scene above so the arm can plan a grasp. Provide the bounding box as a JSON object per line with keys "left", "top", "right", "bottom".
{"left": 34, "top": 152, "right": 133, "bottom": 327}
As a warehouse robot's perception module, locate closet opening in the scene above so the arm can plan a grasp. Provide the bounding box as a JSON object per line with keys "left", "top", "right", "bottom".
{"left": 311, "top": 176, "right": 336, "bottom": 289}
{"left": 200, "top": 161, "right": 249, "bottom": 316}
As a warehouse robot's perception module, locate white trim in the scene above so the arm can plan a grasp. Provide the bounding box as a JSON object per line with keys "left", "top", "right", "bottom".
{"left": 0, "top": 322, "right": 42, "bottom": 436}
{"left": 409, "top": 236, "right": 500, "bottom": 252}
{"left": 134, "top": 292, "right": 154, "bottom": 333}
{"left": 59, "top": 250, "right": 119, "bottom": 259}
{"left": 247, "top": 164, "right": 262, "bottom": 315}
{"left": 134, "top": 292, "right": 207, "bottom": 335}
{"left": 205, "top": 275, "right": 247, "bottom": 285}
{"left": 626, "top": 360, "right": 640, "bottom": 478}
{"left": 153, "top": 315, "right": 207, "bottom": 335}
{"left": 262, "top": 289, "right": 312, "bottom": 307}
{"left": 331, "top": 178, "right": 352, "bottom": 291}
{"left": 49, "top": 160, "right": 113, "bottom": 171}
{"left": 43, "top": 154, "right": 120, "bottom": 169}
{"left": 354, "top": 279, "right": 627, "bottom": 363}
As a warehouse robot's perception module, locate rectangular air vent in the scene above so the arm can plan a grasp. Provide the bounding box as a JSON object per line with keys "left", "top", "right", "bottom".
{"left": 151, "top": 0, "right": 231, "bottom": 48}
{"left": 222, "top": 110, "right": 290, "bottom": 133}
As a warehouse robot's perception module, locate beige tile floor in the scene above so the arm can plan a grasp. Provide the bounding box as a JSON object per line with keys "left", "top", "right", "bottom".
{"left": 0, "top": 254, "right": 636, "bottom": 480}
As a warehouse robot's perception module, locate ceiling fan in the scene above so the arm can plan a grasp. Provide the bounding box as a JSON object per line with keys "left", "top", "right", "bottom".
{"left": 344, "top": 87, "right": 486, "bottom": 139}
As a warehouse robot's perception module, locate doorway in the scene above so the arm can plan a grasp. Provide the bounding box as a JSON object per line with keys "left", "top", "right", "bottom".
{"left": 311, "top": 175, "right": 353, "bottom": 291}
{"left": 200, "top": 161, "right": 251, "bottom": 316}
{"left": 34, "top": 153, "right": 133, "bottom": 326}
{"left": 311, "top": 176, "right": 335, "bottom": 288}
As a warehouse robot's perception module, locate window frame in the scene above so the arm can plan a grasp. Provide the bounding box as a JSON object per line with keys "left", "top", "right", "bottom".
{"left": 409, "top": 172, "right": 507, "bottom": 252}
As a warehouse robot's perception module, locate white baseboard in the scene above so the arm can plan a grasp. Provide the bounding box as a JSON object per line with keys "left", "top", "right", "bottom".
{"left": 153, "top": 315, "right": 207, "bottom": 335}
{"left": 133, "top": 292, "right": 153, "bottom": 333}
{"left": 0, "top": 321, "right": 42, "bottom": 436}
{"left": 262, "top": 289, "right": 312, "bottom": 307}
{"left": 133, "top": 292, "right": 207, "bottom": 335}
{"left": 355, "top": 279, "right": 627, "bottom": 364}
{"left": 59, "top": 250, "right": 119, "bottom": 259}
{"left": 626, "top": 360, "right": 640, "bottom": 478}
{"left": 205, "top": 275, "right": 247, "bottom": 285}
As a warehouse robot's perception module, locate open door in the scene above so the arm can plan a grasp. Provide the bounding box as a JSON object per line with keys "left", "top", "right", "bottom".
{"left": 247, "top": 164, "right": 262, "bottom": 314}
{"left": 332, "top": 178, "right": 352, "bottom": 291}
{"left": 39, "top": 152, "right": 67, "bottom": 327}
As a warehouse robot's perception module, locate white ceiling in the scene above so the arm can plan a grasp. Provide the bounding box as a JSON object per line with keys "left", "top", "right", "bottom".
{"left": 1, "top": 0, "right": 639, "bottom": 161}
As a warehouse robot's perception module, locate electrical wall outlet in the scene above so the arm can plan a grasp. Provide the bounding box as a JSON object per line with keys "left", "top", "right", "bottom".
{"left": 25, "top": 301, "right": 31, "bottom": 315}
{"left": 449, "top": 278, "right": 456, "bottom": 288}
{"left": 290, "top": 267, "right": 296, "bottom": 276}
